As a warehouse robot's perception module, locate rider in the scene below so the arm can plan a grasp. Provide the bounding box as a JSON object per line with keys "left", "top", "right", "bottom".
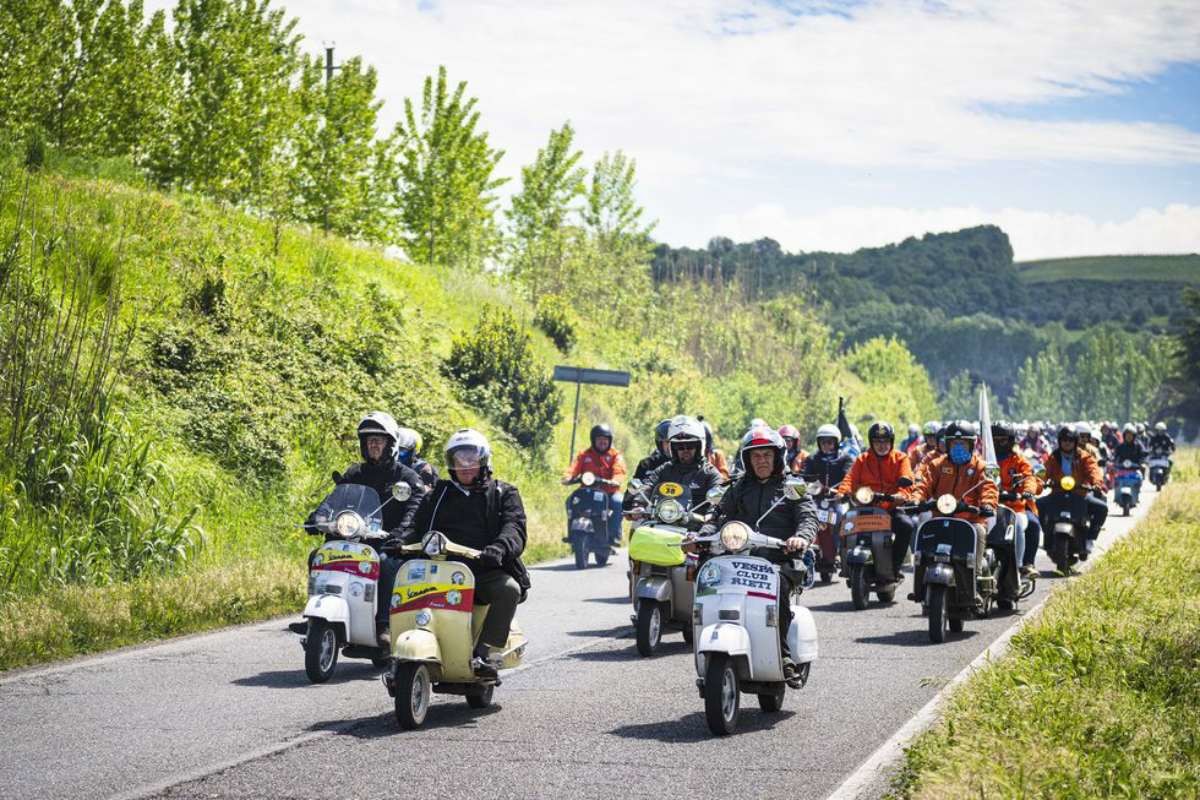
{"left": 562, "top": 423, "right": 628, "bottom": 547}
{"left": 1149, "top": 422, "right": 1176, "bottom": 456}
{"left": 627, "top": 415, "right": 723, "bottom": 512}
{"left": 396, "top": 426, "right": 439, "bottom": 490}
{"left": 779, "top": 424, "right": 807, "bottom": 474}
{"left": 310, "top": 412, "right": 424, "bottom": 646}
{"left": 899, "top": 423, "right": 922, "bottom": 456}
{"left": 1040, "top": 424, "right": 1107, "bottom": 560}
{"left": 634, "top": 419, "right": 672, "bottom": 482}
{"left": 1021, "top": 422, "right": 1051, "bottom": 457}
{"left": 908, "top": 420, "right": 999, "bottom": 599}
{"left": 992, "top": 421, "right": 1042, "bottom": 578}
{"left": 911, "top": 421, "right": 941, "bottom": 474}
{"left": 800, "top": 424, "right": 854, "bottom": 488}
{"left": 835, "top": 422, "right": 916, "bottom": 583}
{"left": 402, "top": 429, "right": 530, "bottom": 678}
{"left": 1114, "top": 423, "right": 1149, "bottom": 504}
{"left": 708, "top": 425, "right": 817, "bottom": 683}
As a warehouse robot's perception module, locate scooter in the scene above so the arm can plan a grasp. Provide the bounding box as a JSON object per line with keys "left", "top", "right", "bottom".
{"left": 909, "top": 492, "right": 1004, "bottom": 643}
{"left": 384, "top": 531, "right": 528, "bottom": 729}
{"left": 842, "top": 486, "right": 904, "bottom": 609}
{"left": 686, "top": 477, "right": 819, "bottom": 736}
{"left": 1043, "top": 476, "right": 1092, "bottom": 574}
{"left": 296, "top": 481, "right": 412, "bottom": 683}
{"left": 565, "top": 471, "right": 617, "bottom": 569}
{"left": 1148, "top": 451, "right": 1172, "bottom": 491}
{"left": 1113, "top": 460, "right": 1142, "bottom": 516}
{"left": 624, "top": 478, "right": 724, "bottom": 656}
{"left": 809, "top": 483, "right": 843, "bottom": 583}
{"left": 989, "top": 498, "right": 1036, "bottom": 610}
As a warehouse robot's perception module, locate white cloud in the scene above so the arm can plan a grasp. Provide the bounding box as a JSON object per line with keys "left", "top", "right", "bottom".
{"left": 713, "top": 202, "right": 1200, "bottom": 260}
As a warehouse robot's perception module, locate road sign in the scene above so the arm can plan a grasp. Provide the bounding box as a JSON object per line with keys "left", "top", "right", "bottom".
{"left": 553, "top": 366, "right": 632, "bottom": 463}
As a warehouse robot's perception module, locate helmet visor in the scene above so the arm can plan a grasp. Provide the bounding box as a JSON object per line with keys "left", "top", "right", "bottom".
{"left": 448, "top": 445, "right": 484, "bottom": 470}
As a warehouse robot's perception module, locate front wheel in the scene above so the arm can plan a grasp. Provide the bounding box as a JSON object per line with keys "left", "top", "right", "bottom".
{"left": 466, "top": 684, "right": 495, "bottom": 709}
{"left": 928, "top": 585, "right": 949, "bottom": 644}
{"left": 757, "top": 690, "right": 785, "bottom": 712}
{"left": 681, "top": 621, "right": 694, "bottom": 645}
{"left": 876, "top": 586, "right": 896, "bottom": 604}
{"left": 1052, "top": 533, "right": 1071, "bottom": 575}
{"left": 1122, "top": 503, "right": 1130, "bottom": 517}
{"left": 572, "top": 540, "right": 587, "bottom": 570}
{"left": 304, "top": 619, "right": 339, "bottom": 683}
{"left": 394, "top": 662, "right": 432, "bottom": 729}
{"left": 704, "top": 654, "right": 740, "bottom": 735}
{"left": 849, "top": 564, "right": 869, "bottom": 610}
{"left": 635, "top": 601, "right": 663, "bottom": 657}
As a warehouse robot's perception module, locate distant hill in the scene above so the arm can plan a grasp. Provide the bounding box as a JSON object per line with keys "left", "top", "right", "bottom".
{"left": 1016, "top": 254, "right": 1200, "bottom": 285}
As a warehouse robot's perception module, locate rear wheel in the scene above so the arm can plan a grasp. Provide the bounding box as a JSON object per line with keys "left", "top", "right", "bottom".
{"left": 593, "top": 548, "right": 609, "bottom": 567}
{"left": 393, "top": 662, "right": 431, "bottom": 729}
{"left": 996, "top": 598, "right": 1014, "bottom": 611}
{"left": 757, "top": 690, "right": 785, "bottom": 712}
{"left": 928, "top": 585, "right": 948, "bottom": 644}
{"left": 304, "top": 619, "right": 338, "bottom": 683}
{"left": 704, "top": 654, "right": 740, "bottom": 735}
{"left": 466, "top": 684, "right": 494, "bottom": 709}
{"left": 949, "top": 616, "right": 965, "bottom": 633}
{"left": 849, "top": 565, "right": 869, "bottom": 610}
{"left": 820, "top": 570, "right": 833, "bottom": 584}
{"left": 635, "top": 601, "right": 663, "bottom": 657}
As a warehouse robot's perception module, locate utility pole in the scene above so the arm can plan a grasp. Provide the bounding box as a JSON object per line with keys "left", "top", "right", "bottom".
{"left": 324, "top": 44, "right": 340, "bottom": 86}
{"left": 1123, "top": 360, "right": 1133, "bottom": 424}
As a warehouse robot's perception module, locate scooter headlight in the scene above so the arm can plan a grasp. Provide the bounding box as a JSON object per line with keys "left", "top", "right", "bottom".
{"left": 936, "top": 494, "right": 958, "bottom": 516}
{"left": 1060, "top": 476, "right": 1076, "bottom": 492}
{"left": 854, "top": 486, "right": 875, "bottom": 506}
{"left": 335, "top": 511, "right": 364, "bottom": 537}
{"left": 657, "top": 498, "right": 684, "bottom": 524}
{"left": 719, "top": 521, "right": 752, "bottom": 552}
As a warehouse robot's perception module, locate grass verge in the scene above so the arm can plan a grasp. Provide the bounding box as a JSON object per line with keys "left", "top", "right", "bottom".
{"left": 888, "top": 451, "right": 1200, "bottom": 799}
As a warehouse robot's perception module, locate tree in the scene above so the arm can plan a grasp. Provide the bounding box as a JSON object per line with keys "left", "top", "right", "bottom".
{"left": 151, "top": 0, "right": 301, "bottom": 206}
{"left": 940, "top": 371, "right": 977, "bottom": 420}
{"left": 582, "top": 150, "right": 655, "bottom": 248}
{"left": 507, "top": 121, "right": 586, "bottom": 297}
{"left": 390, "top": 65, "right": 505, "bottom": 269}
{"left": 290, "top": 54, "right": 391, "bottom": 240}
{"left": 0, "top": 0, "right": 76, "bottom": 148}
{"left": 1009, "top": 342, "right": 1071, "bottom": 421}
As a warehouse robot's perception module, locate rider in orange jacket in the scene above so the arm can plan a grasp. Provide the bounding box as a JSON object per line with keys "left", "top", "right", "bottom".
{"left": 562, "top": 423, "right": 627, "bottom": 546}
{"left": 992, "top": 421, "right": 1042, "bottom": 576}
{"left": 836, "top": 422, "right": 916, "bottom": 581}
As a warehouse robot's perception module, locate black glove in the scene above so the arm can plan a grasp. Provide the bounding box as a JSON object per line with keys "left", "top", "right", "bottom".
{"left": 1022, "top": 492, "right": 1035, "bottom": 502}
{"left": 979, "top": 505, "right": 996, "bottom": 518}
{"left": 1092, "top": 488, "right": 1105, "bottom": 500}
{"left": 479, "top": 544, "right": 505, "bottom": 570}
{"left": 698, "top": 523, "right": 718, "bottom": 537}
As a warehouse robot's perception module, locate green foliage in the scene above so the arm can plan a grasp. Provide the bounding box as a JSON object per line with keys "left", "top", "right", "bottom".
{"left": 1010, "top": 341, "right": 1072, "bottom": 421}
{"left": 443, "top": 305, "right": 562, "bottom": 450}
{"left": 843, "top": 337, "right": 940, "bottom": 427}
{"left": 532, "top": 294, "right": 577, "bottom": 353}
{"left": 892, "top": 457, "right": 1200, "bottom": 799}
{"left": 391, "top": 65, "right": 506, "bottom": 269}
{"left": 1017, "top": 254, "right": 1200, "bottom": 284}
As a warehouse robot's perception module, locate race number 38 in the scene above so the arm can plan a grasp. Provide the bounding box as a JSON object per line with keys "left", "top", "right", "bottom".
{"left": 657, "top": 482, "right": 685, "bottom": 497}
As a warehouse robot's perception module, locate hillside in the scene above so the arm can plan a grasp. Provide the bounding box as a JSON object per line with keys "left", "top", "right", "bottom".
{"left": 1016, "top": 254, "right": 1200, "bottom": 284}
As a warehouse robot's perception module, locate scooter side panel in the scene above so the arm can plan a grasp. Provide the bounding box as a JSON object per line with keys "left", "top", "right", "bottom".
{"left": 788, "top": 605, "right": 819, "bottom": 663}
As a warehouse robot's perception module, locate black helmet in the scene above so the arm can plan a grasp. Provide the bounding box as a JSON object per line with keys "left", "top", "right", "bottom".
{"left": 655, "top": 418, "right": 671, "bottom": 442}
{"left": 943, "top": 420, "right": 978, "bottom": 441}
{"left": 991, "top": 420, "right": 1016, "bottom": 454}
{"left": 1057, "top": 423, "right": 1078, "bottom": 442}
{"left": 700, "top": 418, "right": 714, "bottom": 457}
{"left": 590, "top": 423, "right": 613, "bottom": 452}
{"left": 867, "top": 422, "right": 894, "bottom": 443}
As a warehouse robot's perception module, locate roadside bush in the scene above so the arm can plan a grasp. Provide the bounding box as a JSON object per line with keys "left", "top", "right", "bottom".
{"left": 533, "top": 294, "right": 577, "bottom": 353}
{"left": 443, "top": 305, "right": 562, "bottom": 450}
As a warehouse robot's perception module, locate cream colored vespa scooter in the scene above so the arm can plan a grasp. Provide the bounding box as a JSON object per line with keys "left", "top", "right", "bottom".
{"left": 383, "top": 531, "right": 528, "bottom": 729}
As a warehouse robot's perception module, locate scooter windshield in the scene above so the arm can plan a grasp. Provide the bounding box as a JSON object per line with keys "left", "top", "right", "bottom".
{"left": 312, "top": 484, "right": 384, "bottom": 529}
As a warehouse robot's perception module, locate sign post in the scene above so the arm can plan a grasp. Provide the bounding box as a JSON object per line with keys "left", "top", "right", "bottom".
{"left": 552, "top": 366, "right": 631, "bottom": 464}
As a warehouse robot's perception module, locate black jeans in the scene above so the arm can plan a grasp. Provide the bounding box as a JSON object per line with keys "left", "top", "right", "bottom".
{"left": 891, "top": 513, "right": 916, "bottom": 574}
{"left": 474, "top": 568, "right": 521, "bottom": 649}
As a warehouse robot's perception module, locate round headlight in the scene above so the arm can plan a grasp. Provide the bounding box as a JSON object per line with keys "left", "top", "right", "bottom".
{"left": 854, "top": 486, "right": 875, "bottom": 505}
{"left": 1061, "top": 476, "right": 1076, "bottom": 491}
{"left": 657, "top": 498, "right": 684, "bottom": 524}
{"left": 936, "top": 494, "right": 958, "bottom": 515}
{"left": 719, "top": 521, "right": 752, "bottom": 552}
{"left": 415, "top": 610, "right": 432, "bottom": 626}
{"left": 335, "top": 511, "right": 364, "bottom": 537}
{"left": 581, "top": 471, "right": 596, "bottom": 486}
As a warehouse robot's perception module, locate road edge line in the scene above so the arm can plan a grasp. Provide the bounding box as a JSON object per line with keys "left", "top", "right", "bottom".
{"left": 824, "top": 495, "right": 1155, "bottom": 800}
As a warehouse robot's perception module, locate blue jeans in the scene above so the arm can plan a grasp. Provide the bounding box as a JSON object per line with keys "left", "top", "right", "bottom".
{"left": 608, "top": 492, "right": 624, "bottom": 544}
{"left": 1023, "top": 510, "right": 1042, "bottom": 567}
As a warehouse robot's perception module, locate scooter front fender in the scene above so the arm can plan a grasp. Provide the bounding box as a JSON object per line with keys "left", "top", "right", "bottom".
{"left": 636, "top": 576, "right": 673, "bottom": 604}
{"left": 303, "top": 594, "right": 349, "bottom": 627}
{"left": 392, "top": 628, "right": 442, "bottom": 664}
{"left": 848, "top": 546, "right": 873, "bottom": 566}
{"left": 696, "top": 622, "right": 751, "bottom": 657}
{"left": 925, "top": 563, "right": 955, "bottom": 587}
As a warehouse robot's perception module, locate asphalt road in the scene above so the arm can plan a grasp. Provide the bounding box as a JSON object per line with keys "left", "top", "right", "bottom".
{"left": 0, "top": 490, "right": 1158, "bottom": 800}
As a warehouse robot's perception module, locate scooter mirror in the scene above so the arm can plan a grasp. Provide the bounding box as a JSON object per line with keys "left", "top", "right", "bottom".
{"left": 854, "top": 486, "right": 875, "bottom": 506}
{"left": 984, "top": 465, "right": 1001, "bottom": 482}
{"left": 581, "top": 471, "right": 597, "bottom": 487}
{"left": 783, "top": 477, "right": 807, "bottom": 501}
{"left": 705, "top": 486, "right": 727, "bottom": 504}
{"left": 936, "top": 494, "right": 958, "bottom": 516}
{"left": 629, "top": 478, "right": 645, "bottom": 492}
{"left": 391, "top": 482, "right": 413, "bottom": 502}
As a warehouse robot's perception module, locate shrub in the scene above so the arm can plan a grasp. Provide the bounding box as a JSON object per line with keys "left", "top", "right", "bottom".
{"left": 443, "top": 305, "right": 562, "bottom": 450}
{"left": 533, "top": 294, "right": 577, "bottom": 353}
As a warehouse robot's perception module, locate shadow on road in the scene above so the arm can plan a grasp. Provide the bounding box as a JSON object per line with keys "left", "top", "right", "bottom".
{"left": 307, "top": 703, "right": 502, "bottom": 738}
{"left": 805, "top": 598, "right": 875, "bottom": 614}
{"left": 531, "top": 561, "right": 620, "bottom": 573}
{"left": 608, "top": 709, "right": 795, "bottom": 742}
{"left": 855, "top": 628, "right": 978, "bottom": 647}
{"left": 565, "top": 624, "right": 632, "bottom": 638}
{"left": 583, "top": 595, "right": 629, "bottom": 605}
{"left": 569, "top": 640, "right": 690, "bottom": 661}
{"left": 232, "top": 665, "right": 380, "bottom": 689}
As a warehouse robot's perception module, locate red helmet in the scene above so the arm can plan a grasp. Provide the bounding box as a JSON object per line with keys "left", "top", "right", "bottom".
{"left": 741, "top": 426, "right": 786, "bottom": 474}
{"left": 778, "top": 424, "right": 799, "bottom": 442}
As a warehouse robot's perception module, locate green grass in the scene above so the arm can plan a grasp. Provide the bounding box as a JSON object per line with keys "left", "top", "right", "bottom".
{"left": 1016, "top": 254, "right": 1200, "bottom": 284}
{"left": 889, "top": 450, "right": 1200, "bottom": 799}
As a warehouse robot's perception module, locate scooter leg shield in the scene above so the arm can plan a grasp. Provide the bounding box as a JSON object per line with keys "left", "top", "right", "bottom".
{"left": 304, "top": 595, "right": 349, "bottom": 628}
{"left": 696, "top": 622, "right": 752, "bottom": 657}
{"left": 392, "top": 628, "right": 442, "bottom": 664}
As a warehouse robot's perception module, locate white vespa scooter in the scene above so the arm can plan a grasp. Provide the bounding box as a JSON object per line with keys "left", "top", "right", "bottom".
{"left": 298, "top": 481, "right": 412, "bottom": 682}
{"left": 686, "top": 478, "right": 819, "bottom": 735}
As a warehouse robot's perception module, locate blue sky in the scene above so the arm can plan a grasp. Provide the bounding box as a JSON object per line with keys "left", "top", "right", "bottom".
{"left": 149, "top": 0, "right": 1200, "bottom": 260}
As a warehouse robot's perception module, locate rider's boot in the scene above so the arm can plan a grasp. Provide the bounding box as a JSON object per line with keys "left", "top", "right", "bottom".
{"left": 375, "top": 620, "right": 391, "bottom": 649}
{"left": 471, "top": 643, "right": 499, "bottom": 679}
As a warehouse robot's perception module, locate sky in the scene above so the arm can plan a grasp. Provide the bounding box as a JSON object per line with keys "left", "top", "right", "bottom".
{"left": 151, "top": 0, "right": 1200, "bottom": 261}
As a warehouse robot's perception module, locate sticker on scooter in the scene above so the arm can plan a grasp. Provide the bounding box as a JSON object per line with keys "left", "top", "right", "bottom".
{"left": 657, "top": 482, "right": 685, "bottom": 497}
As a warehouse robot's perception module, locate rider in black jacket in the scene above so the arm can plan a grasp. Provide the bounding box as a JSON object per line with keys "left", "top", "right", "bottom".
{"left": 633, "top": 419, "right": 672, "bottom": 482}
{"left": 626, "top": 416, "right": 722, "bottom": 512}
{"left": 800, "top": 424, "right": 853, "bottom": 488}
{"left": 709, "top": 424, "right": 817, "bottom": 682}
{"left": 1149, "top": 422, "right": 1176, "bottom": 455}
{"left": 400, "top": 429, "right": 529, "bottom": 678}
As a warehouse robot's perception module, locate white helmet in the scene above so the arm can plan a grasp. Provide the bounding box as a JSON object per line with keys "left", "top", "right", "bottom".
{"left": 666, "top": 415, "right": 704, "bottom": 461}
{"left": 908, "top": 423, "right": 920, "bottom": 436}
{"left": 357, "top": 411, "right": 401, "bottom": 463}
{"left": 922, "top": 420, "right": 939, "bottom": 436}
{"left": 444, "top": 428, "right": 492, "bottom": 484}
{"left": 815, "top": 423, "right": 840, "bottom": 443}
{"left": 1154, "top": 422, "right": 1167, "bottom": 432}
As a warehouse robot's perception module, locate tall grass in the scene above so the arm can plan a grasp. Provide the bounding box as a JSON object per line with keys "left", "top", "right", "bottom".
{"left": 0, "top": 171, "right": 197, "bottom": 596}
